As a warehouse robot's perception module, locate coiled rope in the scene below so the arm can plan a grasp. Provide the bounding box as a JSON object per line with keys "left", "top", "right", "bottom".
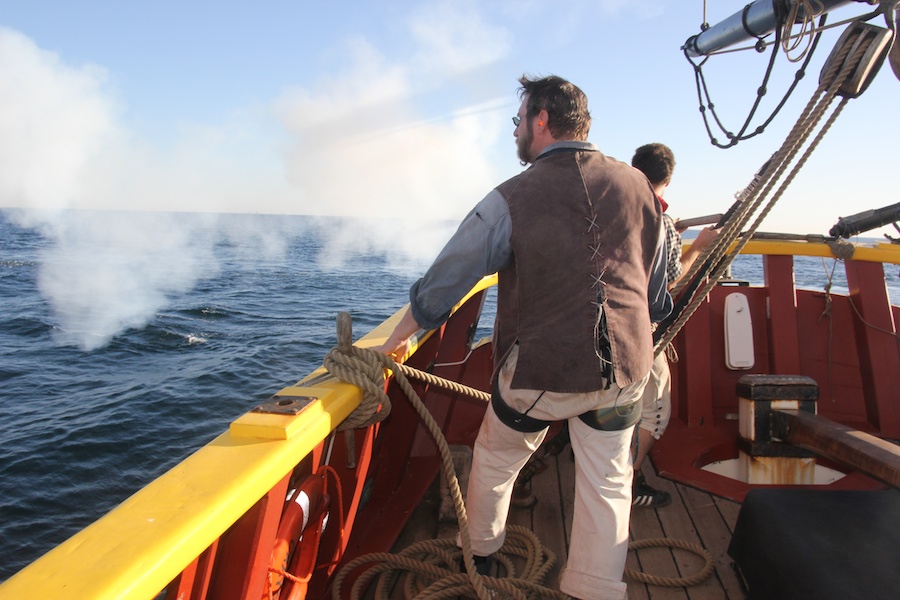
{"left": 625, "top": 538, "right": 714, "bottom": 587}
{"left": 325, "top": 313, "right": 559, "bottom": 600}
{"left": 324, "top": 313, "right": 713, "bottom": 597}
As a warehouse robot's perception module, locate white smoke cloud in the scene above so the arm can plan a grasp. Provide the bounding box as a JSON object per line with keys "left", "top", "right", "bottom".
{"left": 407, "top": 1, "right": 512, "bottom": 75}
{"left": 35, "top": 212, "right": 221, "bottom": 350}
{"left": 273, "top": 14, "right": 512, "bottom": 221}
{"left": 0, "top": 2, "right": 519, "bottom": 350}
{"left": 0, "top": 28, "right": 118, "bottom": 212}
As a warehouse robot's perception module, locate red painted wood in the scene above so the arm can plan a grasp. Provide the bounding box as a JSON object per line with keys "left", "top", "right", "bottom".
{"left": 709, "top": 286, "right": 772, "bottom": 420}
{"left": 410, "top": 290, "right": 488, "bottom": 457}
{"left": 304, "top": 425, "right": 377, "bottom": 600}
{"left": 205, "top": 473, "right": 290, "bottom": 600}
{"left": 191, "top": 541, "right": 218, "bottom": 599}
{"left": 413, "top": 291, "right": 493, "bottom": 450}
{"left": 163, "top": 251, "right": 899, "bottom": 597}
{"left": 440, "top": 341, "right": 493, "bottom": 447}
{"left": 765, "top": 255, "right": 802, "bottom": 373}
{"left": 166, "top": 554, "right": 198, "bottom": 599}
{"left": 375, "top": 327, "right": 442, "bottom": 495}
{"left": 795, "top": 291, "right": 868, "bottom": 422}
{"left": 165, "top": 540, "right": 218, "bottom": 599}
{"left": 309, "top": 295, "right": 491, "bottom": 598}
{"left": 653, "top": 419, "right": 886, "bottom": 503}
{"left": 674, "top": 294, "right": 714, "bottom": 427}
{"left": 845, "top": 259, "right": 900, "bottom": 438}
{"left": 654, "top": 261, "right": 897, "bottom": 501}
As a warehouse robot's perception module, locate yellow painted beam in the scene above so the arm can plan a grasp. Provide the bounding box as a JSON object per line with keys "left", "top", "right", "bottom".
{"left": 0, "top": 275, "right": 501, "bottom": 599}
{"left": 0, "top": 276, "right": 497, "bottom": 600}
{"left": 0, "top": 379, "right": 359, "bottom": 598}
{"left": 683, "top": 238, "right": 900, "bottom": 265}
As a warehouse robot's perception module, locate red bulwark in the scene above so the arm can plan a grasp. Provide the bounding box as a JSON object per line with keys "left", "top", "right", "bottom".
{"left": 654, "top": 254, "right": 897, "bottom": 502}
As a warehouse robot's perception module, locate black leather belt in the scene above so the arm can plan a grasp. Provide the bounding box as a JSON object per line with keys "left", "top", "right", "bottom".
{"left": 491, "top": 389, "right": 640, "bottom": 433}
{"left": 578, "top": 399, "right": 641, "bottom": 431}
{"left": 491, "top": 388, "right": 552, "bottom": 433}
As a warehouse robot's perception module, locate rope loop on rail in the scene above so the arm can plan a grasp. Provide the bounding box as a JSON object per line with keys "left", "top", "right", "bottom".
{"left": 322, "top": 313, "right": 392, "bottom": 430}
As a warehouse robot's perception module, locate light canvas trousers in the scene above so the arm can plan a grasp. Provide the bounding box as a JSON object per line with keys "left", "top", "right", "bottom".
{"left": 638, "top": 351, "right": 672, "bottom": 440}
{"left": 464, "top": 345, "right": 649, "bottom": 600}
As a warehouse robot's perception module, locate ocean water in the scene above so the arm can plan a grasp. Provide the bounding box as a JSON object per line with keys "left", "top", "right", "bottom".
{"left": 0, "top": 210, "right": 435, "bottom": 582}
{"left": 0, "top": 210, "right": 897, "bottom": 582}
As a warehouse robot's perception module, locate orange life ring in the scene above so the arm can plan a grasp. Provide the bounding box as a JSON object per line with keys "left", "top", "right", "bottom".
{"left": 265, "top": 474, "right": 327, "bottom": 599}
{"left": 280, "top": 492, "right": 330, "bottom": 600}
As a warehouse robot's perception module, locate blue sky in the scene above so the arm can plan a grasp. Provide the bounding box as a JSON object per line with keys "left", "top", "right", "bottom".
{"left": 2, "top": 0, "right": 898, "bottom": 236}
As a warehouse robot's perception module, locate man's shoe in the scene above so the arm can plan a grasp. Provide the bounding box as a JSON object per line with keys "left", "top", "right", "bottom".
{"left": 459, "top": 554, "right": 494, "bottom": 576}
{"left": 632, "top": 473, "right": 671, "bottom": 508}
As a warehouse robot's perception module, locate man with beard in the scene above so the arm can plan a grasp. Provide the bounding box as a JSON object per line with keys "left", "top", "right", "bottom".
{"left": 377, "top": 74, "right": 670, "bottom": 599}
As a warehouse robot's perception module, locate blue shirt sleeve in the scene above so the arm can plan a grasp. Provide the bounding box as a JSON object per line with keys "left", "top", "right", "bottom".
{"left": 409, "top": 190, "right": 512, "bottom": 330}
{"left": 648, "top": 219, "right": 674, "bottom": 323}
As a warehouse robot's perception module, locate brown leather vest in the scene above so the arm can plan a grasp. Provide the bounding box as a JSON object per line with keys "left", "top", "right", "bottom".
{"left": 493, "top": 147, "right": 661, "bottom": 391}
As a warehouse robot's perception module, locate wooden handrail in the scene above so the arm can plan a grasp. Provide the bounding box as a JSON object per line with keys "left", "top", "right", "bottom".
{"left": 771, "top": 409, "right": 900, "bottom": 488}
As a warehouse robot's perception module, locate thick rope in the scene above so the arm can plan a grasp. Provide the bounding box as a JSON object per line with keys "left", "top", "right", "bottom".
{"left": 325, "top": 313, "right": 713, "bottom": 596}
{"left": 327, "top": 313, "right": 555, "bottom": 600}
{"left": 323, "top": 314, "right": 392, "bottom": 430}
{"left": 336, "top": 527, "right": 563, "bottom": 600}
{"left": 655, "top": 24, "right": 879, "bottom": 354}
{"left": 782, "top": 0, "right": 824, "bottom": 62}
{"left": 625, "top": 538, "right": 714, "bottom": 587}
{"left": 669, "top": 21, "right": 863, "bottom": 300}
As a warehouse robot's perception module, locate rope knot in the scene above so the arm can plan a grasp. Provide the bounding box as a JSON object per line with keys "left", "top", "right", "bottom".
{"left": 323, "top": 312, "right": 393, "bottom": 430}
{"left": 826, "top": 238, "right": 855, "bottom": 259}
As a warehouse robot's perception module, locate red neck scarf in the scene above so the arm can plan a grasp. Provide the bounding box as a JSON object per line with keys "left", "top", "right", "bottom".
{"left": 657, "top": 195, "right": 669, "bottom": 212}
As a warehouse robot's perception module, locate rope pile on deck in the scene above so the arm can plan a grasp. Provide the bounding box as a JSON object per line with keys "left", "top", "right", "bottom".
{"left": 324, "top": 313, "right": 713, "bottom": 597}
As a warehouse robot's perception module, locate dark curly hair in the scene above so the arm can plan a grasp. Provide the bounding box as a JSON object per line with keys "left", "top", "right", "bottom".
{"left": 517, "top": 75, "right": 591, "bottom": 141}
{"left": 631, "top": 143, "right": 675, "bottom": 186}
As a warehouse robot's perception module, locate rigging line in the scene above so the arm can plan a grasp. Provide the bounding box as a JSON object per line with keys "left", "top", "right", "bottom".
{"left": 740, "top": 99, "right": 851, "bottom": 246}
{"left": 674, "top": 23, "right": 859, "bottom": 297}
{"left": 689, "top": 56, "right": 723, "bottom": 144}
{"left": 685, "top": 42, "right": 858, "bottom": 300}
{"left": 846, "top": 293, "right": 900, "bottom": 348}
{"left": 685, "top": 3, "right": 896, "bottom": 150}
{"left": 696, "top": 23, "right": 783, "bottom": 147}
{"left": 656, "top": 35, "right": 863, "bottom": 352}
{"left": 670, "top": 94, "right": 816, "bottom": 300}
{"left": 696, "top": 97, "right": 850, "bottom": 310}
{"left": 752, "top": 20, "right": 826, "bottom": 137}
{"left": 732, "top": 37, "right": 862, "bottom": 248}
{"left": 782, "top": 0, "right": 825, "bottom": 61}
{"left": 818, "top": 257, "right": 839, "bottom": 403}
{"left": 665, "top": 169, "right": 767, "bottom": 310}
{"left": 657, "top": 59, "right": 859, "bottom": 353}
{"left": 723, "top": 19, "right": 825, "bottom": 146}
{"left": 691, "top": 11, "right": 833, "bottom": 150}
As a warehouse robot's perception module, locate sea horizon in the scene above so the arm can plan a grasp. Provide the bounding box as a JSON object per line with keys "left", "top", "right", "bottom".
{"left": 1, "top": 209, "right": 898, "bottom": 581}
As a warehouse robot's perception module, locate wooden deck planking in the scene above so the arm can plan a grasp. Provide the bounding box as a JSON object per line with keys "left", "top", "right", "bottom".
{"left": 677, "top": 486, "right": 745, "bottom": 599}
{"left": 518, "top": 451, "right": 566, "bottom": 586}
{"left": 388, "top": 450, "right": 745, "bottom": 600}
{"left": 633, "top": 463, "right": 745, "bottom": 599}
{"left": 629, "top": 465, "right": 690, "bottom": 600}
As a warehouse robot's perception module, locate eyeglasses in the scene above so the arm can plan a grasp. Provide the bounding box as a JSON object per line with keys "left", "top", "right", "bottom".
{"left": 512, "top": 116, "right": 521, "bottom": 126}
